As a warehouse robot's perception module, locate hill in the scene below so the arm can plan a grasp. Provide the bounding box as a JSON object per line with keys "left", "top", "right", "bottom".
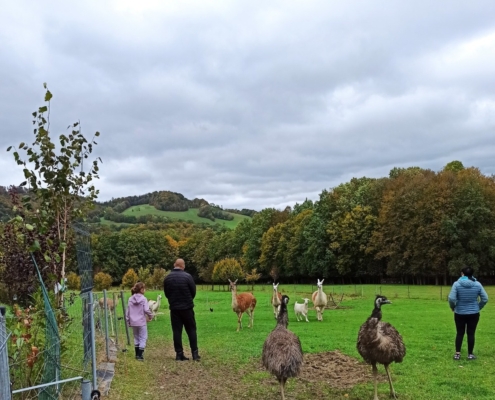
{"left": 120, "top": 204, "right": 250, "bottom": 229}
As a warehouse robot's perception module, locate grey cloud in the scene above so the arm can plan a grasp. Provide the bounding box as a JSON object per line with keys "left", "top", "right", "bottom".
{"left": 1, "top": 0, "right": 495, "bottom": 210}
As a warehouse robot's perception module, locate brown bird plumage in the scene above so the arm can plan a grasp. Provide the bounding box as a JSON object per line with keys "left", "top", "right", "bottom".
{"left": 357, "top": 295, "right": 406, "bottom": 400}
{"left": 262, "top": 295, "right": 303, "bottom": 400}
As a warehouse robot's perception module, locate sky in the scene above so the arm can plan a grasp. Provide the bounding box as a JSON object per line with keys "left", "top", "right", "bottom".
{"left": 1, "top": 0, "right": 495, "bottom": 210}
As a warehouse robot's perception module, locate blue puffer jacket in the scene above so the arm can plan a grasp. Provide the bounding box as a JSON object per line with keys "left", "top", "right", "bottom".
{"left": 448, "top": 277, "right": 488, "bottom": 315}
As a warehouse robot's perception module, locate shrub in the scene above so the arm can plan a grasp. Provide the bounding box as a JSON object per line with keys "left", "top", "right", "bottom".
{"left": 212, "top": 258, "right": 245, "bottom": 282}
{"left": 148, "top": 268, "right": 168, "bottom": 289}
{"left": 94, "top": 272, "right": 112, "bottom": 291}
{"left": 138, "top": 267, "right": 152, "bottom": 288}
{"left": 122, "top": 268, "right": 139, "bottom": 289}
{"left": 66, "top": 272, "right": 81, "bottom": 291}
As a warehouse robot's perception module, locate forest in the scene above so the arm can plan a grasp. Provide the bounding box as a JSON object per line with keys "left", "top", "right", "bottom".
{"left": 81, "top": 161, "right": 495, "bottom": 286}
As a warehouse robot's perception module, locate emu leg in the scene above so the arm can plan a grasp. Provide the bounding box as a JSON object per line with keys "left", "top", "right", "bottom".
{"left": 279, "top": 379, "right": 286, "bottom": 400}
{"left": 384, "top": 364, "right": 397, "bottom": 399}
{"left": 372, "top": 363, "right": 379, "bottom": 400}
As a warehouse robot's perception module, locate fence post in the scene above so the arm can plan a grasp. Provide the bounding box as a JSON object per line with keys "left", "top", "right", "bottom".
{"left": 81, "top": 379, "right": 91, "bottom": 400}
{"left": 113, "top": 292, "right": 119, "bottom": 347}
{"left": 88, "top": 292, "right": 98, "bottom": 391}
{"left": 0, "top": 306, "right": 12, "bottom": 400}
{"left": 103, "top": 290, "right": 110, "bottom": 361}
{"left": 120, "top": 291, "right": 130, "bottom": 346}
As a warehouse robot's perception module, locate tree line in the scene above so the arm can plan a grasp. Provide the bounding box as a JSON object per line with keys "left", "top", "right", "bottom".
{"left": 87, "top": 161, "right": 495, "bottom": 286}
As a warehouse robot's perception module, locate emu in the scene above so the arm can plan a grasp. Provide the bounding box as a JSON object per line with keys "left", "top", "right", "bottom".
{"left": 357, "top": 295, "right": 406, "bottom": 400}
{"left": 262, "top": 295, "right": 303, "bottom": 400}
{"left": 311, "top": 279, "right": 328, "bottom": 321}
{"left": 271, "top": 282, "right": 282, "bottom": 319}
{"left": 228, "top": 279, "right": 257, "bottom": 332}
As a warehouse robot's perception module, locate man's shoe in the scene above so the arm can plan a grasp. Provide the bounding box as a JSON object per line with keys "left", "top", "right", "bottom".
{"left": 192, "top": 350, "right": 201, "bottom": 361}
{"left": 175, "top": 352, "right": 189, "bottom": 361}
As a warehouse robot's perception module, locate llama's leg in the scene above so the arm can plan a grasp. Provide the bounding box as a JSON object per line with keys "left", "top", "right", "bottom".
{"left": 248, "top": 308, "right": 254, "bottom": 328}
{"left": 372, "top": 363, "right": 379, "bottom": 400}
{"left": 237, "top": 312, "right": 242, "bottom": 331}
{"left": 384, "top": 364, "right": 397, "bottom": 399}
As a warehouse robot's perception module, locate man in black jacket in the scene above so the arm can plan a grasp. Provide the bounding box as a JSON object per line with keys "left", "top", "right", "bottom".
{"left": 163, "top": 258, "right": 200, "bottom": 361}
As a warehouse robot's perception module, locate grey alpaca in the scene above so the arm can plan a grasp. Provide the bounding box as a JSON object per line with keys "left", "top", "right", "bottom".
{"left": 262, "top": 295, "right": 303, "bottom": 400}
{"left": 357, "top": 295, "right": 406, "bottom": 400}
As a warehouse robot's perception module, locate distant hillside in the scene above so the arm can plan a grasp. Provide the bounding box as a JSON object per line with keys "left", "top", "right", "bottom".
{"left": 0, "top": 187, "right": 256, "bottom": 229}
{"left": 118, "top": 204, "right": 250, "bottom": 229}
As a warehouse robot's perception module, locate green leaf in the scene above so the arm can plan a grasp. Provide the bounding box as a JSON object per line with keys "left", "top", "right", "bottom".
{"left": 55, "top": 254, "right": 61, "bottom": 263}
{"left": 6, "top": 146, "right": 12, "bottom": 151}
{"left": 59, "top": 242, "right": 67, "bottom": 251}
{"left": 25, "top": 224, "right": 34, "bottom": 231}
{"left": 39, "top": 106, "right": 48, "bottom": 113}
{"left": 95, "top": 131, "right": 100, "bottom": 137}
{"left": 28, "top": 240, "right": 41, "bottom": 252}
{"left": 44, "top": 254, "right": 52, "bottom": 262}
{"left": 45, "top": 90, "right": 53, "bottom": 102}
{"left": 19, "top": 142, "right": 25, "bottom": 148}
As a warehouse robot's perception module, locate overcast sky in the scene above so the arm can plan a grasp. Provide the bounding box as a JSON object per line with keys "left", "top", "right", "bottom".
{"left": 1, "top": 0, "right": 494, "bottom": 210}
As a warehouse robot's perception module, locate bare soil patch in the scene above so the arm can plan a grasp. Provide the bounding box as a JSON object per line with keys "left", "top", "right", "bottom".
{"left": 299, "top": 350, "right": 385, "bottom": 389}
{"left": 149, "top": 347, "right": 380, "bottom": 400}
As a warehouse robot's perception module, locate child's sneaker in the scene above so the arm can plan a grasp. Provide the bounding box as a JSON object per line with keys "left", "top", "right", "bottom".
{"left": 453, "top": 353, "right": 461, "bottom": 360}
{"left": 467, "top": 354, "right": 477, "bottom": 360}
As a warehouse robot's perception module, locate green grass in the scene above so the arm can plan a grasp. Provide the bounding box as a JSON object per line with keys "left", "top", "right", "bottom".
{"left": 105, "top": 284, "right": 495, "bottom": 399}
{"left": 119, "top": 204, "right": 250, "bottom": 229}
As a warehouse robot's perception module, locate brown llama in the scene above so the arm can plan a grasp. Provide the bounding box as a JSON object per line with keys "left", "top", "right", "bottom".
{"left": 271, "top": 282, "right": 282, "bottom": 319}
{"left": 228, "top": 279, "right": 257, "bottom": 332}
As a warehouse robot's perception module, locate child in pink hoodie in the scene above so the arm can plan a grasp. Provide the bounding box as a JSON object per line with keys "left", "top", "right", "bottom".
{"left": 126, "top": 282, "right": 154, "bottom": 361}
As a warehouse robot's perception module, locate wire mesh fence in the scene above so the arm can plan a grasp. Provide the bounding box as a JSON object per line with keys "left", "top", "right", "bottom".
{"left": 0, "top": 223, "right": 100, "bottom": 400}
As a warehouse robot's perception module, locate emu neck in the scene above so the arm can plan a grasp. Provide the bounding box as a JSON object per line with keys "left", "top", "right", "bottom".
{"left": 370, "top": 305, "right": 382, "bottom": 320}
{"left": 277, "top": 304, "right": 289, "bottom": 328}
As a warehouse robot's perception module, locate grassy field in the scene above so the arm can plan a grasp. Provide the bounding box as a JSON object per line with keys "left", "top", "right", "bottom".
{"left": 117, "top": 204, "right": 250, "bottom": 229}
{"left": 102, "top": 284, "right": 495, "bottom": 400}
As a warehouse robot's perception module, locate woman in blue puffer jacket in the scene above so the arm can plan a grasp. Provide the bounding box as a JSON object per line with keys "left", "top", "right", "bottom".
{"left": 448, "top": 266, "right": 488, "bottom": 360}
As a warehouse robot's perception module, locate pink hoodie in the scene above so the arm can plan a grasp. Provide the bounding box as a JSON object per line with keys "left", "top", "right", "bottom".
{"left": 125, "top": 293, "right": 153, "bottom": 327}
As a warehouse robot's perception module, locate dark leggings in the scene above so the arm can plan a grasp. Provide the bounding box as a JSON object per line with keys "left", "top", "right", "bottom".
{"left": 454, "top": 313, "right": 480, "bottom": 354}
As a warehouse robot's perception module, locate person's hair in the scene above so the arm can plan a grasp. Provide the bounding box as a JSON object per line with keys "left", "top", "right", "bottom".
{"left": 131, "top": 281, "right": 145, "bottom": 294}
{"left": 461, "top": 266, "right": 475, "bottom": 281}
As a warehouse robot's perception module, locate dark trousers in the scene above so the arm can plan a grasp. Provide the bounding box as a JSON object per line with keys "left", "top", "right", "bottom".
{"left": 170, "top": 308, "right": 198, "bottom": 353}
{"left": 454, "top": 313, "right": 480, "bottom": 354}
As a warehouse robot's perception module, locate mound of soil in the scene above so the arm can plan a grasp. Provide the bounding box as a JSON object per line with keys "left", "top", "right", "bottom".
{"left": 299, "top": 350, "right": 384, "bottom": 389}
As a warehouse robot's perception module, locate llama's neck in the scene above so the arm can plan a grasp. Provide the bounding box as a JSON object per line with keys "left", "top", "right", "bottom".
{"left": 231, "top": 288, "right": 238, "bottom": 309}
{"left": 272, "top": 290, "right": 281, "bottom": 305}
{"left": 316, "top": 286, "right": 324, "bottom": 302}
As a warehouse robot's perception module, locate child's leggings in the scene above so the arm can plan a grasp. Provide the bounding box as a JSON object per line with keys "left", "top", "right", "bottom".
{"left": 132, "top": 325, "right": 148, "bottom": 348}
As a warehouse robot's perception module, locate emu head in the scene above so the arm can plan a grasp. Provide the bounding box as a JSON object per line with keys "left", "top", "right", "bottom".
{"left": 375, "top": 295, "right": 391, "bottom": 308}
{"left": 272, "top": 282, "right": 279, "bottom": 292}
{"left": 317, "top": 278, "right": 325, "bottom": 288}
{"left": 228, "top": 279, "right": 238, "bottom": 291}
{"left": 281, "top": 295, "right": 290, "bottom": 305}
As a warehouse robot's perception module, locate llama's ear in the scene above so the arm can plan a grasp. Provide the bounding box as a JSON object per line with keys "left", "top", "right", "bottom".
{"left": 234, "top": 279, "right": 238, "bottom": 284}
{"left": 228, "top": 279, "right": 232, "bottom": 284}
{"left": 321, "top": 279, "right": 324, "bottom": 284}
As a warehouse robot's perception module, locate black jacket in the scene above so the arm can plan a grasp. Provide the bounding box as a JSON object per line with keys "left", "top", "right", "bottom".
{"left": 163, "top": 268, "right": 196, "bottom": 310}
